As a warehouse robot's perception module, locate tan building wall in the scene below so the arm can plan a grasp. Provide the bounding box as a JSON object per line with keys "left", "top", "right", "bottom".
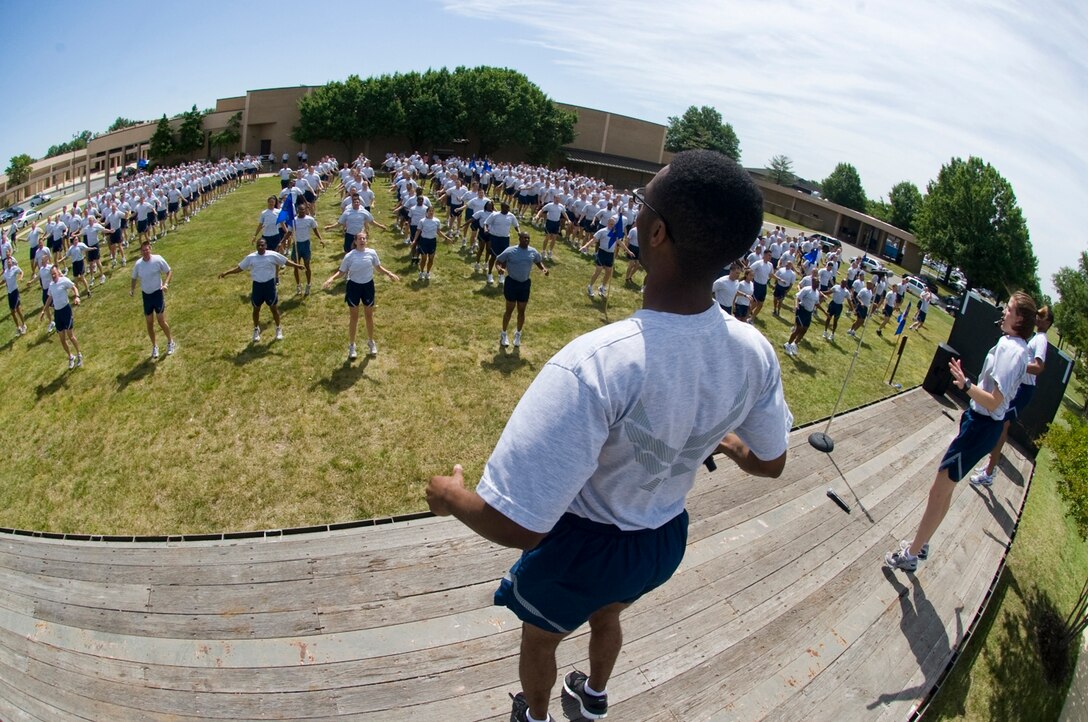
{"left": 241, "top": 87, "right": 311, "bottom": 159}
{"left": 558, "top": 103, "right": 669, "bottom": 165}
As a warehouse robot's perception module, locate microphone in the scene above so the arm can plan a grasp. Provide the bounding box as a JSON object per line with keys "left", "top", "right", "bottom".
{"left": 827, "top": 488, "right": 851, "bottom": 514}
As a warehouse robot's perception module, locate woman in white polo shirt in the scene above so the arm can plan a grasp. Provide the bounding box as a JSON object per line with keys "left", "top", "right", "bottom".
{"left": 47, "top": 265, "right": 83, "bottom": 369}
{"left": 322, "top": 234, "right": 400, "bottom": 359}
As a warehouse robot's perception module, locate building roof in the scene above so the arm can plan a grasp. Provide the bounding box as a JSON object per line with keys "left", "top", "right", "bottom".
{"left": 561, "top": 148, "right": 664, "bottom": 175}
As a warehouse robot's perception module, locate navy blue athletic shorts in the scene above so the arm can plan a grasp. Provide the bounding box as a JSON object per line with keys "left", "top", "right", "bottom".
{"left": 545, "top": 219, "right": 560, "bottom": 235}
{"left": 417, "top": 237, "right": 437, "bottom": 255}
{"left": 494, "top": 510, "right": 688, "bottom": 634}
{"left": 251, "top": 279, "right": 278, "bottom": 308}
{"left": 345, "top": 279, "right": 375, "bottom": 308}
{"left": 54, "top": 304, "right": 74, "bottom": 331}
{"left": 7, "top": 289, "right": 19, "bottom": 311}
{"left": 595, "top": 249, "right": 615, "bottom": 268}
{"left": 490, "top": 235, "right": 510, "bottom": 257}
{"left": 142, "top": 289, "right": 165, "bottom": 316}
{"left": 503, "top": 277, "right": 531, "bottom": 303}
{"left": 939, "top": 408, "right": 1004, "bottom": 482}
{"left": 263, "top": 233, "right": 282, "bottom": 253}
{"left": 292, "top": 241, "right": 311, "bottom": 262}
{"left": 733, "top": 303, "right": 749, "bottom": 320}
{"left": 1007, "top": 384, "right": 1036, "bottom": 421}
{"left": 828, "top": 301, "right": 843, "bottom": 319}
{"left": 795, "top": 307, "right": 813, "bottom": 328}
{"left": 773, "top": 284, "right": 788, "bottom": 299}
{"left": 753, "top": 282, "right": 768, "bottom": 302}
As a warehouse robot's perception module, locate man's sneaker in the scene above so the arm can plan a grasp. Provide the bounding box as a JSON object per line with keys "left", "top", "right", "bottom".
{"left": 418, "top": 271, "right": 425, "bottom": 281}
{"left": 151, "top": 345, "right": 160, "bottom": 360}
{"left": 68, "top": 355, "right": 76, "bottom": 370}
{"left": 508, "top": 692, "right": 547, "bottom": 722}
{"left": 275, "top": 326, "right": 284, "bottom": 341}
{"left": 598, "top": 285, "right": 607, "bottom": 298}
{"left": 498, "top": 272, "right": 505, "bottom": 283}
{"left": 587, "top": 284, "right": 595, "bottom": 298}
{"left": 500, "top": 330, "right": 509, "bottom": 347}
{"left": 252, "top": 327, "right": 261, "bottom": 343}
{"left": 563, "top": 670, "right": 608, "bottom": 719}
{"left": 969, "top": 469, "right": 994, "bottom": 487}
{"left": 487, "top": 273, "right": 494, "bottom": 285}
{"left": 917, "top": 543, "right": 930, "bottom": 561}
{"left": 76, "top": 353, "right": 83, "bottom": 368}
{"left": 48, "top": 321, "right": 56, "bottom": 334}
{"left": 296, "top": 283, "right": 303, "bottom": 295}
{"left": 847, "top": 329, "right": 856, "bottom": 337}
{"left": 99, "top": 275, "right": 107, "bottom": 285}
{"left": 425, "top": 272, "right": 431, "bottom": 280}
{"left": 167, "top": 340, "right": 177, "bottom": 355}
{"left": 884, "top": 540, "right": 918, "bottom": 572}
{"left": 367, "top": 339, "right": 378, "bottom": 356}
{"left": 474, "top": 262, "right": 482, "bottom": 273}
{"left": 513, "top": 330, "right": 521, "bottom": 347}
{"left": 348, "top": 343, "right": 358, "bottom": 360}
{"left": 304, "top": 283, "right": 311, "bottom": 296}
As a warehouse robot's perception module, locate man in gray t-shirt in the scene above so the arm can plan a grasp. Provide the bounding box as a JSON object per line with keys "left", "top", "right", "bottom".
{"left": 495, "top": 232, "right": 549, "bottom": 348}
{"left": 427, "top": 151, "right": 792, "bottom": 722}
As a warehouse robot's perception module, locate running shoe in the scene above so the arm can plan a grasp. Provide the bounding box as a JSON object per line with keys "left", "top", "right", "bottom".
{"left": 917, "top": 543, "right": 930, "bottom": 561}
{"left": 252, "top": 327, "right": 261, "bottom": 343}
{"left": 487, "top": 273, "right": 494, "bottom": 285}
{"left": 151, "top": 345, "right": 160, "bottom": 360}
{"left": 598, "top": 285, "right": 607, "bottom": 298}
{"left": 884, "top": 540, "right": 918, "bottom": 572}
{"left": 587, "top": 284, "right": 595, "bottom": 298}
{"left": 348, "top": 343, "right": 357, "bottom": 360}
{"left": 76, "top": 353, "right": 83, "bottom": 368}
{"left": 513, "top": 331, "right": 521, "bottom": 347}
{"left": 367, "top": 340, "right": 378, "bottom": 355}
{"left": 48, "top": 321, "right": 56, "bottom": 333}
{"left": 562, "top": 670, "right": 608, "bottom": 719}
{"left": 275, "top": 327, "right": 284, "bottom": 341}
{"left": 68, "top": 355, "right": 75, "bottom": 370}
{"left": 500, "top": 330, "right": 509, "bottom": 347}
{"left": 969, "top": 469, "right": 994, "bottom": 487}
{"left": 167, "top": 340, "right": 177, "bottom": 355}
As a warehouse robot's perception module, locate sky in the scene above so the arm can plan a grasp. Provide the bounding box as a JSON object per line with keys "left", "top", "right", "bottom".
{"left": 5, "top": 0, "right": 1085, "bottom": 296}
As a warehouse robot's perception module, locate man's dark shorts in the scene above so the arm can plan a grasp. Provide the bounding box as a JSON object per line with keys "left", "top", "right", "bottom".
{"left": 503, "top": 277, "right": 531, "bottom": 303}
{"left": 143, "top": 289, "right": 165, "bottom": 316}
{"left": 939, "top": 408, "right": 1004, "bottom": 482}
{"left": 494, "top": 510, "right": 688, "bottom": 634}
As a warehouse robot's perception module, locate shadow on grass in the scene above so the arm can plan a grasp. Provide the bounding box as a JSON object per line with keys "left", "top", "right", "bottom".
{"left": 313, "top": 357, "right": 375, "bottom": 393}
{"left": 222, "top": 344, "right": 278, "bottom": 366}
{"left": 27, "top": 331, "right": 53, "bottom": 349}
{"left": 278, "top": 296, "right": 303, "bottom": 313}
{"left": 35, "top": 372, "right": 69, "bottom": 399}
{"left": 868, "top": 570, "right": 964, "bottom": 710}
{"left": 115, "top": 359, "right": 156, "bottom": 391}
{"left": 481, "top": 349, "right": 533, "bottom": 375}
{"left": 786, "top": 353, "right": 818, "bottom": 376}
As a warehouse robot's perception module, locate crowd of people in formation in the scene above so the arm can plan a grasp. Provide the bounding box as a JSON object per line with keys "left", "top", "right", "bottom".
{"left": 4, "top": 145, "right": 947, "bottom": 369}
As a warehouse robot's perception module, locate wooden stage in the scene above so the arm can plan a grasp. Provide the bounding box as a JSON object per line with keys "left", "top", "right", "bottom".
{"left": 0, "top": 388, "right": 1034, "bottom": 721}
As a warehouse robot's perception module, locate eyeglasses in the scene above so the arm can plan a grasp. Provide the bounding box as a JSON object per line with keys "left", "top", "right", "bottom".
{"left": 633, "top": 187, "right": 671, "bottom": 240}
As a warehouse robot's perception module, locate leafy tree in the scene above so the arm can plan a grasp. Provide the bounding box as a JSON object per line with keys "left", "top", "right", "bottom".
{"left": 45, "top": 130, "right": 95, "bottom": 159}
{"left": 5, "top": 154, "right": 34, "bottom": 185}
{"left": 525, "top": 100, "right": 576, "bottom": 164}
{"left": 665, "top": 106, "right": 741, "bottom": 161}
{"left": 210, "top": 112, "right": 242, "bottom": 158}
{"left": 396, "top": 69, "right": 463, "bottom": 152}
{"left": 1053, "top": 252, "right": 1088, "bottom": 360}
{"left": 888, "top": 181, "right": 923, "bottom": 232}
{"left": 768, "top": 155, "right": 794, "bottom": 186}
{"left": 914, "top": 156, "right": 1039, "bottom": 300}
{"left": 107, "top": 117, "right": 141, "bottom": 133}
{"left": 294, "top": 75, "right": 370, "bottom": 158}
{"left": 821, "top": 163, "right": 867, "bottom": 212}
{"left": 149, "top": 115, "right": 176, "bottom": 163}
{"left": 175, "top": 105, "right": 206, "bottom": 157}
{"left": 866, "top": 197, "right": 891, "bottom": 222}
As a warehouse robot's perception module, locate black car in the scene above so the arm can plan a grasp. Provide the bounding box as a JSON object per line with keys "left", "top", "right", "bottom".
{"left": 941, "top": 294, "right": 963, "bottom": 316}
{"left": 116, "top": 166, "right": 138, "bottom": 181}
{"left": 0, "top": 207, "right": 17, "bottom": 223}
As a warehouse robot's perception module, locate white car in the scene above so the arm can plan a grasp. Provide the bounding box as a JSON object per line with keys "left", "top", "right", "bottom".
{"left": 15, "top": 208, "right": 42, "bottom": 229}
{"left": 901, "top": 276, "right": 928, "bottom": 296}
{"left": 27, "top": 193, "right": 52, "bottom": 208}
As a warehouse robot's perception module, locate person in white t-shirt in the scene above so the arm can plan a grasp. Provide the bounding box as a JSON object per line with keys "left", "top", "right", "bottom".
{"left": 425, "top": 151, "right": 792, "bottom": 722}
{"left": 821, "top": 279, "right": 851, "bottom": 341}
{"left": 909, "top": 289, "right": 935, "bottom": 331}
{"left": 969, "top": 304, "right": 1053, "bottom": 487}
{"left": 47, "top": 265, "right": 83, "bottom": 368}
{"left": 887, "top": 292, "right": 1036, "bottom": 572}
{"left": 2, "top": 256, "right": 26, "bottom": 336}
{"left": 412, "top": 206, "right": 452, "bottom": 282}
{"left": 783, "top": 283, "right": 825, "bottom": 357}
{"left": 290, "top": 204, "right": 323, "bottom": 295}
{"left": 129, "top": 241, "right": 176, "bottom": 359}
{"left": 219, "top": 238, "right": 305, "bottom": 343}
{"left": 712, "top": 263, "right": 742, "bottom": 313}
{"left": 579, "top": 216, "right": 620, "bottom": 298}
{"left": 321, "top": 234, "right": 400, "bottom": 359}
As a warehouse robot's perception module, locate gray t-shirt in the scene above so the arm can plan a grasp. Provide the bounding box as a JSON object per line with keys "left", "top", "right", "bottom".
{"left": 495, "top": 245, "right": 542, "bottom": 282}
{"left": 477, "top": 305, "right": 793, "bottom": 532}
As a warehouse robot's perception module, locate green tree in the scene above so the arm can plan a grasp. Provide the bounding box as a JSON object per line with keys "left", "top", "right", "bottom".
{"left": 888, "top": 180, "right": 923, "bottom": 232}
{"left": 768, "top": 155, "right": 794, "bottom": 186}
{"left": 866, "top": 197, "right": 891, "bottom": 222}
{"left": 525, "top": 100, "right": 576, "bottom": 164}
{"left": 209, "top": 112, "right": 242, "bottom": 158}
{"left": 914, "top": 156, "right": 1039, "bottom": 300}
{"left": 149, "top": 115, "right": 176, "bottom": 163}
{"left": 821, "top": 163, "right": 867, "bottom": 212}
{"left": 45, "top": 130, "right": 95, "bottom": 159}
{"left": 1053, "top": 252, "right": 1088, "bottom": 358}
{"left": 294, "top": 75, "right": 370, "bottom": 158}
{"left": 5, "top": 154, "right": 34, "bottom": 185}
{"left": 107, "top": 117, "right": 141, "bottom": 133}
{"left": 665, "top": 105, "right": 741, "bottom": 161}
{"left": 175, "top": 105, "right": 206, "bottom": 157}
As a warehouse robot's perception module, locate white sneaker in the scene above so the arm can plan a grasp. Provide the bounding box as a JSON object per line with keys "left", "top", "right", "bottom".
{"left": 167, "top": 340, "right": 177, "bottom": 355}
{"left": 99, "top": 276, "right": 107, "bottom": 285}
{"left": 296, "top": 284, "right": 303, "bottom": 295}
{"left": 829, "top": 332, "right": 835, "bottom": 341}
{"left": 500, "top": 330, "right": 509, "bottom": 347}
{"left": 418, "top": 271, "right": 425, "bottom": 281}
{"left": 367, "top": 339, "right": 378, "bottom": 355}
{"left": 474, "top": 263, "right": 482, "bottom": 273}
{"left": 48, "top": 321, "right": 55, "bottom": 333}
{"left": 68, "top": 355, "right": 75, "bottom": 369}
{"left": 847, "top": 329, "right": 856, "bottom": 337}
{"left": 252, "top": 327, "right": 261, "bottom": 343}
{"left": 151, "top": 345, "right": 160, "bottom": 360}
{"left": 498, "top": 272, "right": 505, "bottom": 283}
{"left": 587, "top": 284, "right": 595, "bottom": 298}
{"left": 969, "top": 469, "right": 994, "bottom": 487}
{"left": 275, "top": 326, "right": 284, "bottom": 341}
{"left": 18, "top": 325, "right": 26, "bottom": 335}
{"left": 76, "top": 353, "right": 83, "bottom": 368}
{"left": 304, "top": 283, "right": 311, "bottom": 296}
{"left": 348, "top": 343, "right": 358, "bottom": 360}
{"left": 513, "top": 330, "right": 521, "bottom": 347}
{"left": 486, "top": 273, "right": 494, "bottom": 285}
{"left": 790, "top": 342, "right": 798, "bottom": 355}
{"left": 425, "top": 272, "right": 431, "bottom": 280}
{"left": 599, "top": 285, "right": 607, "bottom": 298}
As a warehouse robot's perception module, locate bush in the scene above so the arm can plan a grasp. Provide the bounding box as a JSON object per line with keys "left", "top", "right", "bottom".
{"left": 1046, "top": 410, "right": 1088, "bottom": 539}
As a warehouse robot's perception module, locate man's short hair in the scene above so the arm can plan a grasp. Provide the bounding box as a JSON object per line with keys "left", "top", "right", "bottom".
{"left": 654, "top": 150, "right": 763, "bottom": 277}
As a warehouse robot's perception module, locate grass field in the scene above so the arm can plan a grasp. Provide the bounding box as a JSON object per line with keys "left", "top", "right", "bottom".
{"left": 0, "top": 176, "right": 953, "bottom": 535}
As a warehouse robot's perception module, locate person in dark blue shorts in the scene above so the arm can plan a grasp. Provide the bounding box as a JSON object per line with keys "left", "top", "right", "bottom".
{"left": 495, "top": 232, "right": 549, "bottom": 348}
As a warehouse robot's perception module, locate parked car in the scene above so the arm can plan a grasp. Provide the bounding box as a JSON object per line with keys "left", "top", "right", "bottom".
{"left": 853, "top": 255, "right": 885, "bottom": 274}
{"left": 0, "top": 206, "right": 23, "bottom": 223}
{"left": 27, "top": 193, "right": 52, "bottom": 207}
{"left": 810, "top": 232, "right": 842, "bottom": 252}
{"left": 15, "top": 208, "right": 42, "bottom": 229}
{"left": 941, "top": 294, "right": 963, "bottom": 316}
{"left": 901, "top": 275, "right": 928, "bottom": 296}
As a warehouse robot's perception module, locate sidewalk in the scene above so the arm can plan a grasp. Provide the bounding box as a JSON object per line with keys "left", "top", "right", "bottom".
{"left": 1059, "top": 631, "right": 1088, "bottom": 722}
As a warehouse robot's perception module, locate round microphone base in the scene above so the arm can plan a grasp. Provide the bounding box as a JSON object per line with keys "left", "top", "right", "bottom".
{"left": 808, "top": 432, "right": 835, "bottom": 453}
